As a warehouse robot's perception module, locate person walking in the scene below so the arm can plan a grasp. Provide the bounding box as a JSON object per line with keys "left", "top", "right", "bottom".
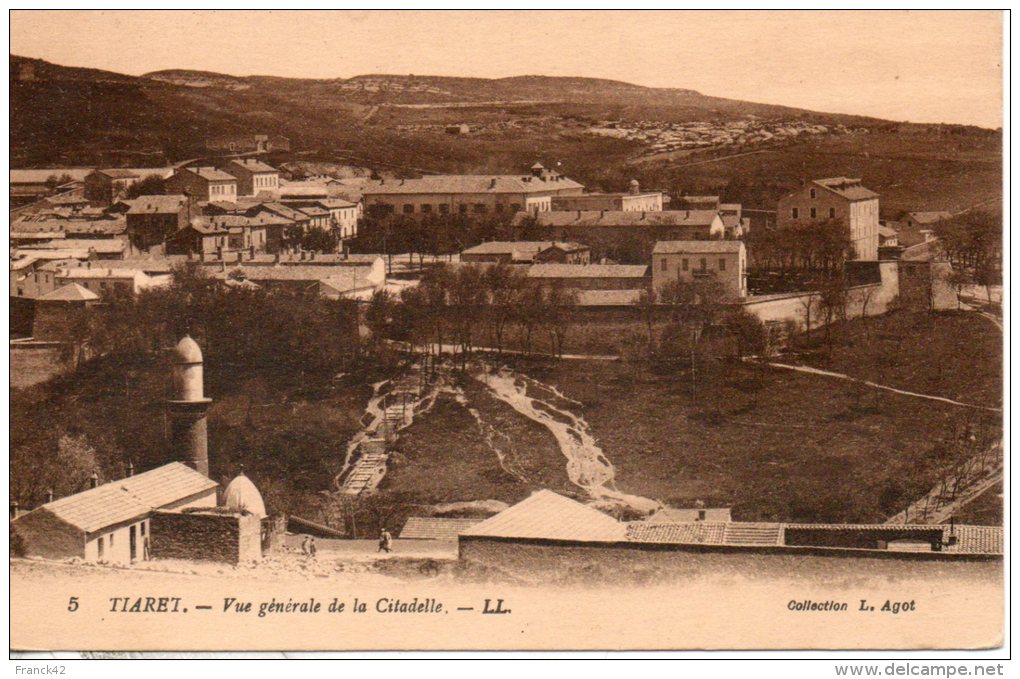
{"left": 301, "top": 535, "right": 310, "bottom": 556}
{"left": 309, "top": 537, "right": 317, "bottom": 558}
{"left": 378, "top": 528, "right": 392, "bottom": 553}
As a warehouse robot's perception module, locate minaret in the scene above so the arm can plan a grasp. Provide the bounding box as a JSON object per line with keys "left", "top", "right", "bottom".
{"left": 167, "top": 335, "right": 212, "bottom": 476}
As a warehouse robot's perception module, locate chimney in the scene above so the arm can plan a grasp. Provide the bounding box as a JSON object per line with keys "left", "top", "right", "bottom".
{"left": 126, "top": 461, "right": 134, "bottom": 478}
{"left": 89, "top": 471, "right": 99, "bottom": 489}
{"left": 46, "top": 489, "right": 54, "bottom": 503}
{"left": 10, "top": 501, "right": 18, "bottom": 520}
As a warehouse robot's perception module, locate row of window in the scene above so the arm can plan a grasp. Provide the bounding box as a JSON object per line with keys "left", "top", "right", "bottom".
{"left": 253, "top": 176, "right": 276, "bottom": 189}
{"left": 398, "top": 202, "right": 525, "bottom": 215}
{"left": 210, "top": 184, "right": 236, "bottom": 197}
{"left": 660, "top": 257, "right": 727, "bottom": 272}
{"left": 791, "top": 207, "right": 837, "bottom": 220}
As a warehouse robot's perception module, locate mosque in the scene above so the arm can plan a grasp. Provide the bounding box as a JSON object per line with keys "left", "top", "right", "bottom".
{"left": 12, "top": 336, "right": 271, "bottom": 565}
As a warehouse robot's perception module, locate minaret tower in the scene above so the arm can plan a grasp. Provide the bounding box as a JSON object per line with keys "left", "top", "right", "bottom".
{"left": 168, "top": 335, "right": 212, "bottom": 476}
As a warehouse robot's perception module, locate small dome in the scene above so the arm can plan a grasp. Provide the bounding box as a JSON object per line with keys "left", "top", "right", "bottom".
{"left": 223, "top": 473, "right": 267, "bottom": 518}
{"left": 629, "top": 179, "right": 640, "bottom": 185}
{"left": 174, "top": 335, "right": 203, "bottom": 364}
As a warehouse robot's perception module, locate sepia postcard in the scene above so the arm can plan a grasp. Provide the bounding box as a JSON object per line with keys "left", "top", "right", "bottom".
{"left": 7, "top": 9, "right": 1005, "bottom": 654}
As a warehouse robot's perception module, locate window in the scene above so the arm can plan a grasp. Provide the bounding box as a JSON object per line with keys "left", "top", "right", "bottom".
{"left": 458, "top": 204, "right": 468, "bottom": 214}
{"left": 98, "top": 537, "right": 104, "bottom": 559}
{"left": 439, "top": 204, "right": 450, "bottom": 214}
{"left": 681, "top": 258, "right": 689, "bottom": 271}
{"left": 495, "top": 203, "right": 504, "bottom": 213}
{"left": 810, "top": 208, "right": 817, "bottom": 219}
{"left": 402, "top": 204, "right": 414, "bottom": 214}
{"left": 660, "top": 258, "right": 668, "bottom": 272}
{"left": 829, "top": 208, "right": 836, "bottom": 219}
{"left": 109, "top": 533, "right": 114, "bottom": 546}
{"left": 141, "top": 522, "right": 146, "bottom": 536}
{"left": 719, "top": 259, "right": 726, "bottom": 271}
{"left": 510, "top": 203, "right": 522, "bottom": 213}
{"left": 809, "top": 188, "right": 816, "bottom": 199}
{"left": 700, "top": 258, "right": 707, "bottom": 271}
{"left": 474, "top": 204, "right": 487, "bottom": 214}
{"left": 421, "top": 204, "right": 433, "bottom": 214}
{"left": 792, "top": 208, "right": 799, "bottom": 219}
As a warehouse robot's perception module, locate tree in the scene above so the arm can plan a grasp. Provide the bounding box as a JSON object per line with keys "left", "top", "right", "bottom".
{"left": 125, "top": 174, "right": 166, "bottom": 199}
{"left": 485, "top": 263, "right": 526, "bottom": 355}
{"left": 11, "top": 433, "right": 101, "bottom": 507}
{"left": 544, "top": 282, "right": 577, "bottom": 358}
{"left": 724, "top": 308, "right": 767, "bottom": 359}
{"left": 302, "top": 226, "right": 340, "bottom": 253}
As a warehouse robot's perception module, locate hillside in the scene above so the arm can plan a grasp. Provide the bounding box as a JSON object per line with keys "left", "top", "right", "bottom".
{"left": 10, "top": 54, "right": 1001, "bottom": 214}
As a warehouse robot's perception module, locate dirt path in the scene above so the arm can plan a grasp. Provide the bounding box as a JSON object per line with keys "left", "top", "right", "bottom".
{"left": 472, "top": 367, "right": 660, "bottom": 514}
{"left": 758, "top": 360, "right": 1002, "bottom": 413}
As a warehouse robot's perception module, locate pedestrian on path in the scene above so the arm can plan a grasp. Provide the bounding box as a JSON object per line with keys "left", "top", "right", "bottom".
{"left": 309, "top": 537, "right": 317, "bottom": 558}
{"left": 301, "top": 535, "right": 310, "bottom": 556}
{"left": 378, "top": 528, "right": 392, "bottom": 553}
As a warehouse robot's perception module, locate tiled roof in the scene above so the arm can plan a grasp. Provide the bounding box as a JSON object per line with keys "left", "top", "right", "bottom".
{"left": 29, "top": 238, "right": 127, "bottom": 254}
{"left": 297, "top": 206, "right": 330, "bottom": 217}
{"left": 362, "top": 173, "right": 583, "bottom": 195}
{"left": 463, "top": 241, "right": 586, "bottom": 256}
{"left": 256, "top": 203, "right": 306, "bottom": 221}
{"left": 127, "top": 194, "right": 187, "bottom": 214}
{"left": 653, "top": 240, "right": 744, "bottom": 254}
{"left": 521, "top": 210, "right": 721, "bottom": 228}
{"left": 400, "top": 517, "right": 484, "bottom": 540}
{"left": 907, "top": 211, "right": 953, "bottom": 224}
{"left": 813, "top": 177, "right": 880, "bottom": 201}
{"left": 318, "top": 198, "right": 358, "bottom": 209}
{"left": 184, "top": 167, "right": 237, "bottom": 182}
{"left": 63, "top": 219, "right": 127, "bottom": 236}
{"left": 37, "top": 283, "right": 100, "bottom": 302}
{"left": 32, "top": 462, "right": 217, "bottom": 534}
{"left": 460, "top": 490, "right": 625, "bottom": 542}
{"left": 228, "top": 159, "right": 277, "bottom": 173}
{"left": 945, "top": 525, "right": 1003, "bottom": 555}
{"left": 528, "top": 264, "right": 648, "bottom": 279}
{"left": 214, "top": 264, "right": 374, "bottom": 282}
{"left": 627, "top": 522, "right": 783, "bottom": 546}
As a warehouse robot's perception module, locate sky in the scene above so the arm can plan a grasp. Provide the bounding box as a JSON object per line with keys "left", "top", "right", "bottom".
{"left": 10, "top": 10, "right": 1004, "bottom": 128}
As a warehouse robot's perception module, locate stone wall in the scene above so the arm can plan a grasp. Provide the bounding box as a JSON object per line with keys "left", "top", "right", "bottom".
{"left": 150, "top": 510, "right": 262, "bottom": 564}
{"left": 458, "top": 537, "right": 999, "bottom": 582}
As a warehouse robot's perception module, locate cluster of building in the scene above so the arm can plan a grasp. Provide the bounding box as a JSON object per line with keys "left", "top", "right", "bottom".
{"left": 586, "top": 118, "right": 848, "bottom": 156}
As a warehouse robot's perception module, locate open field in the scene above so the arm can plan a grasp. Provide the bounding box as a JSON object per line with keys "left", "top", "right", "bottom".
{"left": 788, "top": 310, "right": 1002, "bottom": 408}
{"left": 632, "top": 129, "right": 1002, "bottom": 216}
{"left": 384, "top": 309, "right": 1002, "bottom": 524}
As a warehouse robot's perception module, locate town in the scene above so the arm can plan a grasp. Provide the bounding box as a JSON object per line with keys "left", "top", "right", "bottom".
{"left": 7, "top": 58, "right": 1004, "bottom": 608}
{"left": 10, "top": 134, "right": 1003, "bottom": 574}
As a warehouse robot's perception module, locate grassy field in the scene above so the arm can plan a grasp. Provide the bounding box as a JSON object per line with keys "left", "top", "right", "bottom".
{"left": 383, "top": 309, "right": 1002, "bottom": 524}
{"left": 788, "top": 310, "right": 1003, "bottom": 408}
{"left": 383, "top": 375, "right": 575, "bottom": 505}
{"left": 633, "top": 129, "right": 1002, "bottom": 216}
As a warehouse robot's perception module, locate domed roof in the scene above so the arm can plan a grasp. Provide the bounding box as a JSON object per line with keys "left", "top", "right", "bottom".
{"left": 629, "top": 178, "right": 640, "bottom": 185}
{"left": 222, "top": 472, "right": 267, "bottom": 518}
{"left": 174, "top": 335, "right": 203, "bottom": 364}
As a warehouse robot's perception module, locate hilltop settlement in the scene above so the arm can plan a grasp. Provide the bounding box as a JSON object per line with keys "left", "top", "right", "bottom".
{"left": 10, "top": 102, "right": 1003, "bottom": 581}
